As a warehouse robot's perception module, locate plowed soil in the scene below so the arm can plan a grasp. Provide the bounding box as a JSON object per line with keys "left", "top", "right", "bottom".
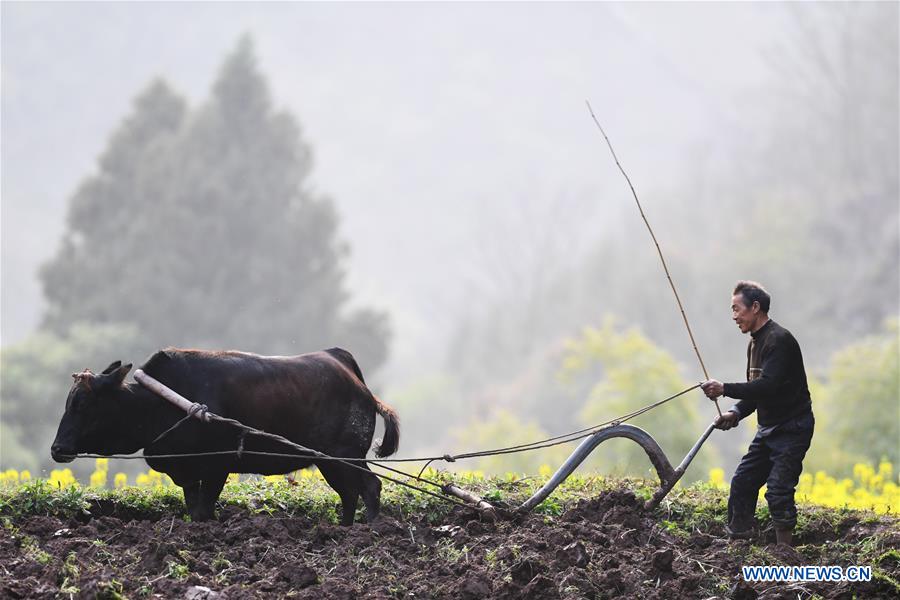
{"left": 2, "top": 490, "right": 898, "bottom": 599}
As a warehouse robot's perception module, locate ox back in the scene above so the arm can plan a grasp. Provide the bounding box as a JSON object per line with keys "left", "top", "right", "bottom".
{"left": 142, "top": 348, "right": 374, "bottom": 475}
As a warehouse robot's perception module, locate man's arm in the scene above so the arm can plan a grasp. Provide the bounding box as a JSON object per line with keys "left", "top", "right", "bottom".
{"left": 730, "top": 398, "right": 756, "bottom": 420}
{"left": 702, "top": 381, "right": 756, "bottom": 420}
{"left": 722, "top": 338, "right": 793, "bottom": 403}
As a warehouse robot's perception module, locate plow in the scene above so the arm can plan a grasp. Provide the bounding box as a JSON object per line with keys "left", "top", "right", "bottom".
{"left": 443, "top": 421, "right": 717, "bottom": 514}
{"left": 518, "top": 421, "right": 715, "bottom": 512}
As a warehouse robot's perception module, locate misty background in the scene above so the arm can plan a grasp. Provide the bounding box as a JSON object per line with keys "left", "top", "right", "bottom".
{"left": 2, "top": 3, "right": 898, "bottom": 483}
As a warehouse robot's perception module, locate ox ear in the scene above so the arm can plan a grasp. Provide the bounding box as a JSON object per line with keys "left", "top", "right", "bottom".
{"left": 101, "top": 361, "right": 122, "bottom": 375}
{"left": 99, "top": 363, "right": 132, "bottom": 390}
{"left": 112, "top": 363, "right": 133, "bottom": 386}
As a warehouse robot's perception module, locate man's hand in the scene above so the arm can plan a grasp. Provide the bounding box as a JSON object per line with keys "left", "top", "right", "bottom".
{"left": 714, "top": 410, "right": 740, "bottom": 430}
{"left": 701, "top": 379, "right": 725, "bottom": 399}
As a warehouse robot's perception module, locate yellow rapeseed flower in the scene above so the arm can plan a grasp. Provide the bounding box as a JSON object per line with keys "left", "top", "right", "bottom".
{"left": 710, "top": 462, "right": 899, "bottom": 515}
{"left": 2, "top": 469, "right": 19, "bottom": 486}
{"left": 49, "top": 468, "right": 78, "bottom": 489}
{"left": 89, "top": 458, "right": 110, "bottom": 488}
{"left": 708, "top": 468, "right": 727, "bottom": 489}
{"left": 140, "top": 469, "right": 175, "bottom": 487}
{"left": 90, "top": 470, "right": 107, "bottom": 488}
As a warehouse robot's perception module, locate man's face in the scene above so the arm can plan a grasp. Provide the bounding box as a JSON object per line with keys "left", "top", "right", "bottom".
{"left": 731, "top": 293, "right": 759, "bottom": 334}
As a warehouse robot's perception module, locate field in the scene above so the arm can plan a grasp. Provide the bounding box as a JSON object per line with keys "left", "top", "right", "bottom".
{"left": 1, "top": 466, "right": 898, "bottom": 600}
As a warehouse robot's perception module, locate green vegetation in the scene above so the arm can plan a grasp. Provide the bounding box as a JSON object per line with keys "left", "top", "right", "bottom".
{"left": 809, "top": 320, "right": 899, "bottom": 469}
{"left": 59, "top": 551, "right": 80, "bottom": 596}
{"left": 3, "top": 470, "right": 893, "bottom": 531}
{"left": 17, "top": 471, "right": 576, "bottom": 521}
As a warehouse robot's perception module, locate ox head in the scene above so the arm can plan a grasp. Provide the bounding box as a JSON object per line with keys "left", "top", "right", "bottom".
{"left": 50, "top": 361, "right": 133, "bottom": 463}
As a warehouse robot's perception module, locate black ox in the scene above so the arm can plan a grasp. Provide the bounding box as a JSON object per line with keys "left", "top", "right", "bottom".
{"left": 51, "top": 347, "right": 400, "bottom": 525}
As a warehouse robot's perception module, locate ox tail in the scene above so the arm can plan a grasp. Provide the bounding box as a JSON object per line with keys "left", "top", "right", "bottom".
{"left": 373, "top": 395, "right": 400, "bottom": 458}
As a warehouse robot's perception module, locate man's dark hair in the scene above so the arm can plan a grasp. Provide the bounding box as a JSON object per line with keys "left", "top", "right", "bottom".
{"left": 734, "top": 280, "right": 771, "bottom": 313}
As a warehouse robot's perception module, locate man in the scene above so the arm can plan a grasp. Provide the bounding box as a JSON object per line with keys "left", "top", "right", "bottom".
{"left": 701, "top": 281, "right": 814, "bottom": 547}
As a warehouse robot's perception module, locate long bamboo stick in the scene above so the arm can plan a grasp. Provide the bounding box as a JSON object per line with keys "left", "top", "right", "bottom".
{"left": 586, "top": 101, "right": 722, "bottom": 417}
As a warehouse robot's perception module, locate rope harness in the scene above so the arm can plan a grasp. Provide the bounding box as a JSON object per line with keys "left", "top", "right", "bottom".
{"left": 66, "top": 375, "right": 702, "bottom": 511}
{"left": 148, "top": 402, "right": 208, "bottom": 447}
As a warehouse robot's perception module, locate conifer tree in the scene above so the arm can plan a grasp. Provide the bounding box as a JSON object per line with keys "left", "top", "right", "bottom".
{"left": 40, "top": 38, "right": 389, "bottom": 370}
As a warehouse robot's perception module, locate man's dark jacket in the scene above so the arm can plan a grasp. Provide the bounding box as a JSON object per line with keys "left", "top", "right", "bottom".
{"left": 723, "top": 319, "right": 812, "bottom": 427}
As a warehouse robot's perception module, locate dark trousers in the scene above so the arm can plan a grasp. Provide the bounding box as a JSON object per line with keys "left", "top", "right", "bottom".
{"left": 728, "top": 411, "right": 814, "bottom": 531}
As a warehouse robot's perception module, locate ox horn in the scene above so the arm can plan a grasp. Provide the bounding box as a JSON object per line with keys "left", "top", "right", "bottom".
{"left": 71, "top": 370, "right": 95, "bottom": 385}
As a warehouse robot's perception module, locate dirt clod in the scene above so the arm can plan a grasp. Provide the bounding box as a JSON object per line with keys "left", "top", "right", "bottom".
{"left": 510, "top": 556, "right": 544, "bottom": 585}
{"left": 651, "top": 547, "right": 674, "bottom": 571}
{"left": 732, "top": 579, "right": 760, "bottom": 600}
{"left": 185, "top": 585, "right": 222, "bottom": 600}
{"left": 556, "top": 541, "right": 590, "bottom": 568}
{"left": 521, "top": 574, "right": 559, "bottom": 599}
{"left": 454, "top": 571, "right": 493, "bottom": 599}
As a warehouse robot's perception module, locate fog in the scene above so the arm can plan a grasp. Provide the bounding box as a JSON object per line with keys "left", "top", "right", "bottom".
{"left": 2, "top": 2, "right": 897, "bottom": 478}
{"left": 2, "top": 2, "right": 784, "bottom": 362}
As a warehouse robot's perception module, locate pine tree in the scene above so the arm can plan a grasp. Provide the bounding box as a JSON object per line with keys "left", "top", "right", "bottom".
{"left": 39, "top": 38, "right": 390, "bottom": 371}
{"left": 41, "top": 78, "right": 187, "bottom": 341}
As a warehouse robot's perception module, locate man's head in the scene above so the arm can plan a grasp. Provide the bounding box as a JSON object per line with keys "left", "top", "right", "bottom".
{"left": 731, "top": 280, "right": 770, "bottom": 334}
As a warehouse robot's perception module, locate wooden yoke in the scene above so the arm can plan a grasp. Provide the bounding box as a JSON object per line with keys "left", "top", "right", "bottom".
{"left": 134, "top": 369, "right": 211, "bottom": 423}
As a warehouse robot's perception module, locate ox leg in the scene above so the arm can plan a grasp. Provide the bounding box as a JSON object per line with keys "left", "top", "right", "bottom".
{"left": 194, "top": 473, "right": 227, "bottom": 522}
{"left": 319, "top": 463, "right": 360, "bottom": 526}
{"left": 181, "top": 481, "right": 202, "bottom": 519}
{"left": 360, "top": 464, "right": 383, "bottom": 523}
